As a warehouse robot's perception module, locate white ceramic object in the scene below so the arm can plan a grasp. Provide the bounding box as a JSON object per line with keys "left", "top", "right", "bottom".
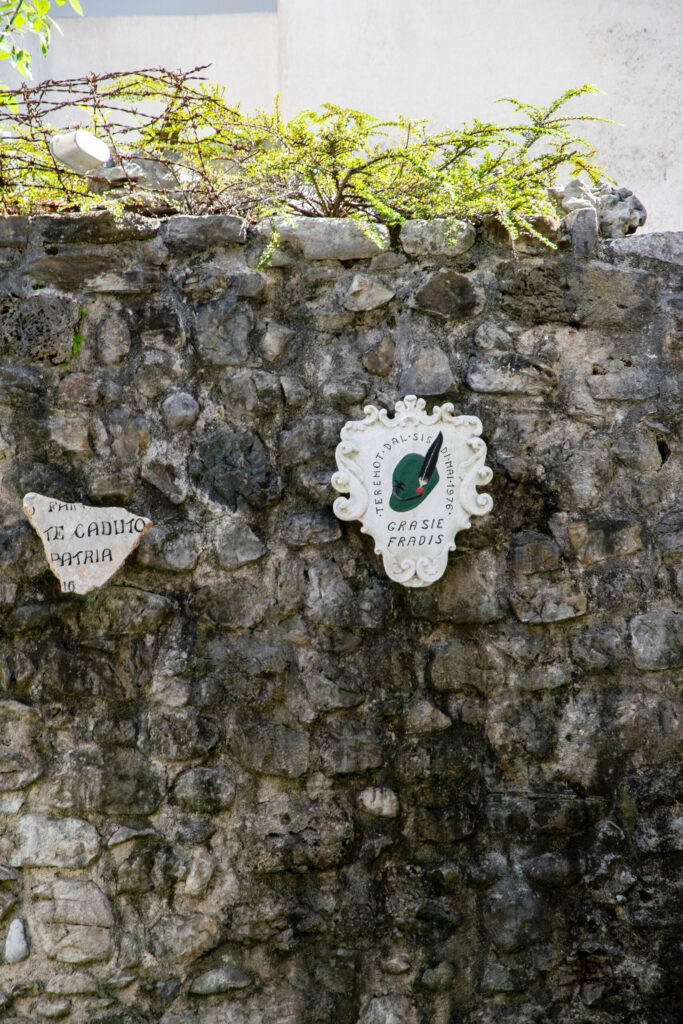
{"left": 49, "top": 129, "right": 110, "bottom": 173}
{"left": 332, "top": 395, "right": 493, "bottom": 588}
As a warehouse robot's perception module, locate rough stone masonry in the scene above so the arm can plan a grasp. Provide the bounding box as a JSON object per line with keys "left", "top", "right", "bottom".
{"left": 0, "top": 209, "right": 680, "bottom": 1024}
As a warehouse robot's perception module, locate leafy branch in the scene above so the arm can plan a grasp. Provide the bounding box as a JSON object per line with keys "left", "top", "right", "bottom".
{"left": 0, "top": 69, "right": 608, "bottom": 248}
{"left": 0, "top": 0, "right": 82, "bottom": 110}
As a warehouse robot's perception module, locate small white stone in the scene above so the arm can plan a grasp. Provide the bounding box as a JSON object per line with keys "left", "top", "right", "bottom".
{"left": 5, "top": 917, "right": 29, "bottom": 963}
{"left": 357, "top": 786, "right": 400, "bottom": 818}
{"left": 23, "top": 492, "right": 151, "bottom": 595}
{"left": 405, "top": 700, "right": 452, "bottom": 734}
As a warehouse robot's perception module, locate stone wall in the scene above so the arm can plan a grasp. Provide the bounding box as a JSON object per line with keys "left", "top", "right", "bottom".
{"left": 0, "top": 212, "right": 680, "bottom": 1024}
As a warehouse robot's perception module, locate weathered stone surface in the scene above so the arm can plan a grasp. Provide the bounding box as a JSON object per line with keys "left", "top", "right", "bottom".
{"left": 555, "top": 178, "right": 647, "bottom": 237}
{"left": 33, "top": 880, "right": 113, "bottom": 963}
{"left": 97, "top": 314, "right": 131, "bottom": 365}
{"left": 466, "top": 353, "right": 557, "bottom": 394}
{"left": 566, "top": 206, "right": 598, "bottom": 258}
{"left": 36, "top": 998, "right": 71, "bottom": 1018}
{"left": 0, "top": 215, "right": 678, "bottom": 1024}
{"left": 149, "top": 914, "right": 221, "bottom": 963}
{"left": 0, "top": 294, "right": 79, "bottom": 363}
{"left": 191, "top": 425, "right": 281, "bottom": 509}
{"left": 58, "top": 373, "right": 101, "bottom": 406}
{"left": 398, "top": 346, "right": 454, "bottom": 395}
{"left": 48, "top": 410, "right": 91, "bottom": 453}
{"left": 25, "top": 253, "right": 162, "bottom": 293}
{"left": 189, "top": 966, "right": 252, "bottom": 995}
{"left": 509, "top": 578, "right": 587, "bottom": 623}
{"left": 0, "top": 700, "right": 43, "bottom": 791}
{"left": 362, "top": 333, "right": 395, "bottom": 376}
{"left": 321, "top": 723, "right": 383, "bottom": 775}
{"left": 137, "top": 525, "right": 201, "bottom": 572}
{"left": 45, "top": 972, "right": 97, "bottom": 996}
{"left": 261, "top": 322, "right": 294, "bottom": 363}
{"left": 302, "top": 664, "right": 363, "bottom": 711}
{"left": 358, "top": 995, "right": 419, "bottom": 1024}
{"left": 508, "top": 532, "right": 561, "bottom": 574}
{"left": 498, "top": 258, "right": 657, "bottom": 328}
{"left": 595, "top": 182, "right": 647, "bottom": 237}
{"left": 49, "top": 748, "right": 165, "bottom": 816}
{"left": 282, "top": 510, "right": 341, "bottom": 547}
{"left": 190, "top": 581, "right": 268, "bottom": 629}
{"left": 142, "top": 709, "right": 218, "bottom": 761}
{"left": 0, "top": 215, "right": 29, "bottom": 247}
{"left": 483, "top": 877, "right": 544, "bottom": 952}
{"left": 162, "top": 392, "right": 200, "bottom": 431}
{"left": 414, "top": 269, "right": 480, "bottom": 318}
{"left": 34, "top": 210, "right": 159, "bottom": 244}
{"left": 243, "top": 793, "right": 353, "bottom": 872}
{"left": 266, "top": 217, "right": 388, "bottom": 259}
{"left": 214, "top": 519, "right": 266, "bottom": 569}
{"left": 567, "top": 519, "right": 642, "bottom": 564}
{"left": 161, "top": 214, "right": 246, "bottom": 250}
{"left": 587, "top": 361, "right": 658, "bottom": 401}
{"left": 570, "top": 628, "right": 623, "bottom": 671}
{"left": 230, "top": 723, "right": 309, "bottom": 778}
{"left": 629, "top": 610, "right": 679, "bottom": 670}
{"left": 410, "top": 550, "right": 503, "bottom": 624}
{"left": 23, "top": 494, "right": 152, "bottom": 595}
{"left": 185, "top": 848, "right": 215, "bottom": 897}
{"left": 11, "top": 814, "right": 100, "bottom": 868}
{"left": 404, "top": 700, "right": 451, "bottom": 734}
{"left": 194, "top": 297, "right": 253, "bottom": 366}
{"left": 174, "top": 767, "right": 235, "bottom": 813}
{"left": 79, "top": 586, "right": 173, "bottom": 635}
{"left": 608, "top": 230, "right": 683, "bottom": 264}
{"left": 343, "top": 274, "right": 395, "bottom": 312}
{"left": 141, "top": 460, "right": 187, "bottom": 505}
{"left": 357, "top": 787, "right": 399, "bottom": 818}
{"left": 400, "top": 218, "right": 475, "bottom": 256}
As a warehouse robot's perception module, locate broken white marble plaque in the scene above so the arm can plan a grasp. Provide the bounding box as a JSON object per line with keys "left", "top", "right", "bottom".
{"left": 23, "top": 492, "right": 152, "bottom": 595}
{"left": 331, "top": 395, "right": 493, "bottom": 588}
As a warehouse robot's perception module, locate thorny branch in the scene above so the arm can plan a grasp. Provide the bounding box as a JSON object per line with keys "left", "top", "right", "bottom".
{"left": 0, "top": 69, "right": 606, "bottom": 244}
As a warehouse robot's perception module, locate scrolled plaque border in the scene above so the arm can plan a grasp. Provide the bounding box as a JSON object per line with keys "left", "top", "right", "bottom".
{"left": 332, "top": 395, "right": 493, "bottom": 588}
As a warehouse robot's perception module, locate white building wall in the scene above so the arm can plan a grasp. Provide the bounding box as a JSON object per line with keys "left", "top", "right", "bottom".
{"left": 22, "top": 12, "right": 280, "bottom": 112}
{"left": 14, "top": 0, "right": 683, "bottom": 231}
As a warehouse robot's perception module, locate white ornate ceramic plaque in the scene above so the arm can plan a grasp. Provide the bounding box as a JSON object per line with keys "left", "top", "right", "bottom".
{"left": 23, "top": 493, "right": 152, "bottom": 595}
{"left": 332, "top": 396, "right": 493, "bottom": 588}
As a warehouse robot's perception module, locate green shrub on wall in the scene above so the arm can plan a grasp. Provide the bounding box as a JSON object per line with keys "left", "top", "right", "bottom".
{"left": 0, "top": 67, "right": 605, "bottom": 245}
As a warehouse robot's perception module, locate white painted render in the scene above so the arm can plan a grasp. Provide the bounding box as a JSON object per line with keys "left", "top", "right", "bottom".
{"left": 14, "top": 0, "right": 683, "bottom": 231}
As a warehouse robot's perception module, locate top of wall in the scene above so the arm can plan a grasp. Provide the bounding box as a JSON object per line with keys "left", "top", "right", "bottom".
{"left": 1, "top": 210, "right": 682, "bottom": 265}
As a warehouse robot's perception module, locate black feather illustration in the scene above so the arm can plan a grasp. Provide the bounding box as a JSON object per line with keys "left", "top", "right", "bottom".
{"left": 418, "top": 431, "right": 443, "bottom": 489}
